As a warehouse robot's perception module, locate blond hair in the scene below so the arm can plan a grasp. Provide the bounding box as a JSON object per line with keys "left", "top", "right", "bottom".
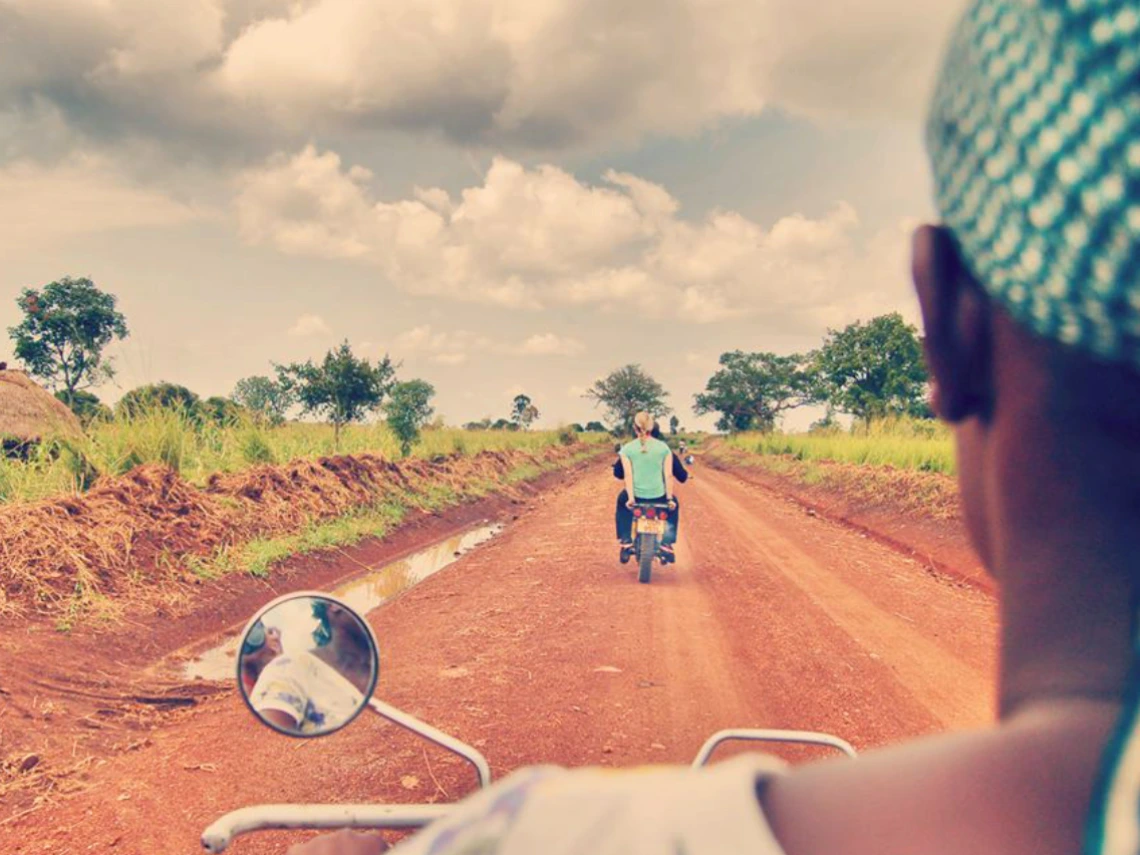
{"left": 633, "top": 411, "right": 654, "bottom": 448}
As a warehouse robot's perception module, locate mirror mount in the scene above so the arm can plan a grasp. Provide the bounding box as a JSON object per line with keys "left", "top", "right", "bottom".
{"left": 368, "top": 697, "right": 491, "bottom": 789}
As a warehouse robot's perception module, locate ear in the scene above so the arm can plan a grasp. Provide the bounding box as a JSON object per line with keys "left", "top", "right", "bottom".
{"left": 911, "top": 225, "right": 993, "bottom": 423}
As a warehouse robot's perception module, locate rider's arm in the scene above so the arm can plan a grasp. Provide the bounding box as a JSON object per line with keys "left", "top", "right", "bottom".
{"left": 621, "top": 454, "right": 635, "bottom": 503}
{"left": 672, "top": 453, "right": 688, "bottom": 484}
{"left": 663, "top": 453, "right": 674, "bottom": 502}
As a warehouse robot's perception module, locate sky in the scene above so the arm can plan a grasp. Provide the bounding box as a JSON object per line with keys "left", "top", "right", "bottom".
{"left": 0, "top": 0, "right": 968, "bottom": 431}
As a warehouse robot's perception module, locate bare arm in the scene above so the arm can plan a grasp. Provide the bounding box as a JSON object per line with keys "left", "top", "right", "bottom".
{"left": 621, "top": 454, "right": 635, "bottom": 504}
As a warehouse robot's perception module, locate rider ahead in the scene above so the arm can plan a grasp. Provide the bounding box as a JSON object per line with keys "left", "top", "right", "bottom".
{"left": 616, "top": 412, "right": 677, "bottom": 557}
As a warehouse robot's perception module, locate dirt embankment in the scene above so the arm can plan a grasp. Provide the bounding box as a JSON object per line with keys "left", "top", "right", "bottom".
{"left": 705, "top": 448, "right": 991, "bottom": 593}
{"left": 0, "top": 444, "right": 589, "bottom": 620}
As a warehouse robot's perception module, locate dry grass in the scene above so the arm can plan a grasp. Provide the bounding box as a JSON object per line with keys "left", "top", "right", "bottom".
{"left": 0, "top": 444, "right": 590, "bottom": 621}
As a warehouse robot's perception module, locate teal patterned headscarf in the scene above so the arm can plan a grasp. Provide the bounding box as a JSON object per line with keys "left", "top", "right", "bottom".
{"left": 926, "top": 0, "right": 1140, "bottom": 372}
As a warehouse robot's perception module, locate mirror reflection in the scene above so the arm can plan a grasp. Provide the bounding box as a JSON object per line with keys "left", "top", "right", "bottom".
{"left": 238, "top": 595, "right": 378, "bottom": 737}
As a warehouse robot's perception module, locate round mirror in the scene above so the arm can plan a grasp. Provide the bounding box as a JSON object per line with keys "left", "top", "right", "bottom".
{"left": 236, "top": 593, "right": 379, "bottom": 738}
{"left": 685, "top": 455, "right": 695, "bottom": 465}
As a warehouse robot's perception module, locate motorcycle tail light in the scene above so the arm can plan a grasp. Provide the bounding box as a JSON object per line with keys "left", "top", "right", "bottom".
{"left": 633, "top": 508, "right": 642, "bottom": 517}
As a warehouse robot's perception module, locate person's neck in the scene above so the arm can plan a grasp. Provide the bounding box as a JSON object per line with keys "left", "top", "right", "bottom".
{"left": 996, "top": 528, "right": 1138, "bottom": 721}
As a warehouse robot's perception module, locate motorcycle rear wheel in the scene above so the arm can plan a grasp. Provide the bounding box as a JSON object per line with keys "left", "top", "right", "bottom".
{"left": 637, "top": 533, "right": 656, "bottom": 584}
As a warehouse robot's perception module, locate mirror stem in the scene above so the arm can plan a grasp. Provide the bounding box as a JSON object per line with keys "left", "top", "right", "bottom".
{"left": 367, "top": 698, "right": 492, "bottom": 789}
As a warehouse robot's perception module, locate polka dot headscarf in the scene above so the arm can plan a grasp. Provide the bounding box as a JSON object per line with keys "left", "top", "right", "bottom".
{"left": 926, "top": 0, "right": 1140, "bottom": 372}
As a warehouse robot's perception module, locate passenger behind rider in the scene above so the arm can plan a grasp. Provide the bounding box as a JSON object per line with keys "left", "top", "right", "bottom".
{"left": 614, "top": 412, "right": 677, "bottom": 556}
{"left": 293, "top": 1, "right": 1140, "bottom": 852}
{"left": 250, "top": 601, "right": 374, "bottom": 734}
{"left": 613, "top": 420, "right": 686, "bottom": 553}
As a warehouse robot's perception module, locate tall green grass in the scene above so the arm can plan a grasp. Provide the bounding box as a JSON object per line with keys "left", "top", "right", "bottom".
{"left": 0, "top": 409, "right": 599, "bottom": 503}
{"left": 725, "top": 417, "right": 956, "bottom": 474}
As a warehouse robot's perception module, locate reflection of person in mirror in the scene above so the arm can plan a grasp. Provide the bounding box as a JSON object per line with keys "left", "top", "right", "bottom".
{"left": 249, "top": 600, "right": 374, "bottom": 734}
{"left": 240, "top": 622, "right": 283, "bottom": 695}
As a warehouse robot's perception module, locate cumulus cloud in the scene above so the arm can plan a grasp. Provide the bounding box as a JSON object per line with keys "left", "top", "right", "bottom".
{"left": 236, "top": 147, "right": 914, "bottom": 330}
{"left": 0, "top": 0, "right": 966, "bottom": 158}
{"left": 0, "top": 155, "right": 205, "bottom": 256}
{"left": 393, "top": 325, "right": 584, "bottom": 364}
{"left": 288, "top": 314, "right": 332, "bottom": 337}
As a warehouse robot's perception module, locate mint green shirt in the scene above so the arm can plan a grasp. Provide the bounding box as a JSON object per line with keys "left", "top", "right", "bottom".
{"left": 620, "top": 437, "right": 670, "bottom": 499}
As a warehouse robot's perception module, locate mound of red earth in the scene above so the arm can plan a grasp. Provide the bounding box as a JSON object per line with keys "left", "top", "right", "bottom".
{"left": 0, "top": 447, "right": 579, "bottom": 617}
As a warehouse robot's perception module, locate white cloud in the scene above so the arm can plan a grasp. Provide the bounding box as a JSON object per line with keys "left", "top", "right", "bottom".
{"left": 0, "top": 155, "right": 205, "bottom": 257}
{"left": 288, "top": 314, "right": 332, "bottom": 337}
{"left": 516, "top": 334, "right": 584, "bottom": 356}
{"left": 393, "top": 324, "right": 584, "bottom": 363}
{"left": 1, "top": 0, "right": 967, "bottom": 155}
{"left": 237, "top": 148, "right": 915, "bottom": 330}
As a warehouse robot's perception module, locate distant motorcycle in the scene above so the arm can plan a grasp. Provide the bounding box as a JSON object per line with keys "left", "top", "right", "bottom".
{"left": 202, "top": 592, "right": 856, "bottom": 851}
{"left": 620, "top": 500, "right": 675, "bottom": 584}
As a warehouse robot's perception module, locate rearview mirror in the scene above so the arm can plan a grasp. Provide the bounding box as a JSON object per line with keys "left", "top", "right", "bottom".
{"left": 237, "top": 593, "right": 379, "bottom": 738}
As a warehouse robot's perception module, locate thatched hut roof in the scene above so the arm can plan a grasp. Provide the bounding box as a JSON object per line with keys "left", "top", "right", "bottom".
{"left": 0, "top": 370, "right": 83, "bottom": 442}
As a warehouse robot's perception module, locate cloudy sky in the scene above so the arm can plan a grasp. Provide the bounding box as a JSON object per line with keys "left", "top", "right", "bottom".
{"left": 0, "top": 0, "right": 966, "bottom": 430}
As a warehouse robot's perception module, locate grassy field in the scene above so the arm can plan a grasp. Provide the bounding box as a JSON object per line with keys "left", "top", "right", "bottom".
{"left": 0, "top": 409, "right": 597, "bottom": 503}
{"left": 724, "top": 418, "right": 956, "bottom": 474}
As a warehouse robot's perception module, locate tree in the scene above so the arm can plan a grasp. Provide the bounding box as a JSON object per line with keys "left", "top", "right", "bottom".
{"left": 693, "top": 351, "right": 814, "bottom": 433}
{"left": 56, "top": 390, "right": 111, "bottom": 425}
{"left": 202, "top": 396, "right": 246, "bottom": 427}
{"left": 491, "top": 418, "right": 518, "bottom": 431}
{"left": 8, "top": 277, "right": 129, "bottom": 408}
{"left": 276, "top": 341, "right": 395, "bottom": 450}
{"left": 511, "top": 394, "right": 540, "bottom": 430}
{"left": 569, "top": 423, "right": 585, "bottom": 432}
{"left": 385, "top": 380, "right": 436, "bottom": 457}
{"left": 584, "top": 421, "right": 607, "bottom": 433}
{"left": 669, "top": 415, "right": 680, "bottom": 435}
{"left": 232, "top": 375, "right": 295, "bottom": 426}
{"left": 464, "top": 418, "right": 493, "bottom": 431}
{"left": 117, "top": 382, "right": 201, "bottom": 420}
{"left": 234, "top": 376, "right": 290, "bottom": 424}
{"left": 584, "top": 364, "right": 670, "bottom": 435}
{"left": 813, "top": 313, "right": 929, "bottom": 423}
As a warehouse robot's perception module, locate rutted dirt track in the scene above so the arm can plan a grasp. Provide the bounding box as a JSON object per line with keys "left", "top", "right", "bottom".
{"left": 2, "top": 461, "right": 997, "bottom": 854}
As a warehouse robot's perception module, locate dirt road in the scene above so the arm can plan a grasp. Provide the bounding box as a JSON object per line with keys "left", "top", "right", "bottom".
{"left": 3, "top": 461, "right": 997, "bottom": 854}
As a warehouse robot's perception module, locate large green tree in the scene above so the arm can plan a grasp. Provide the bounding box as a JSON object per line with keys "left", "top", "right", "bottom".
{"left": 693, "top": 351, "right": 814, "bottom": 433}
{"left": 8, "top": 277, "right": 129, "bottom": 407}
{"left": 385, "top": 379, "right": 436, "bottom": 457}
{"left": 813, "top": 313, "right": 929, "bottom": 423}
{"left": 232, "top": 375, "right": 295, "bottom": 426}
{"left": 585, "top": 364, "right": 671, "bottom": 434}
{"left": 275, "top": 342, "right": 395, "bottom": 449}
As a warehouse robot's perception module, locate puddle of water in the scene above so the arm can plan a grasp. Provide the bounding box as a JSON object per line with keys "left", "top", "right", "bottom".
{"left": 182, "top": 522, "right": 503, "bottom": 682}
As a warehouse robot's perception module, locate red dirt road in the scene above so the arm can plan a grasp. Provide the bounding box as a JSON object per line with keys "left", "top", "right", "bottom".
{"left": 2, "top": 462, "right": 997, "bottom": 854}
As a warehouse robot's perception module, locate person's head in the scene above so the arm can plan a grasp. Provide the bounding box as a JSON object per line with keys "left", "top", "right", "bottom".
{"left": 918, "top": 0, "right": 1140, "bottom": 585}
{"left": 650, "top": 422, "right": 663, "bottom": 440}
{"left": 632, "top": 412, "right": 654, "bottom": 438}
{"left": 240, "top": 621, "right": 282, "bottom": 692}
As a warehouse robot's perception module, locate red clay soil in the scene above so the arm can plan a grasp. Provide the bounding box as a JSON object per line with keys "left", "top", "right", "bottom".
{"left": 708, "top": 455, "right": 993, "bottom": 594}
{"left": 0, "top": 463, "right": 997, "bottom": 854}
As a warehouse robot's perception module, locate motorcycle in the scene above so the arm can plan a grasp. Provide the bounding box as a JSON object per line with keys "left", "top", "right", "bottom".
{"left": 202, "top": 592, "right": 856, "bottom": 852}
{"left": 619, "top": 501, "right": 675, "bottom": 583}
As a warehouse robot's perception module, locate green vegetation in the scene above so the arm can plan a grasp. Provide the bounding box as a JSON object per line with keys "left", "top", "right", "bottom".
{"left": 724, "top": 417, "right": 954, "bottom": 474}
{"left": 0, "top": 408, "right": 585, "bottom": 503}
{"left": 276, "top": 341, "right": 396, "bottom": 450}
{"left": 8, "top": 276, "right": 129, "bottom": 408}
{"left": 385, "top": 379, "right": 436, "bottom": 457}
{"left": 585, "top": 364, "right": 671, "bottom": 434}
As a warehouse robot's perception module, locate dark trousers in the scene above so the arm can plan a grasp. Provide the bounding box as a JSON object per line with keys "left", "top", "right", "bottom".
{"left": 615, "top": 491, "right": 679, "bottom": 545}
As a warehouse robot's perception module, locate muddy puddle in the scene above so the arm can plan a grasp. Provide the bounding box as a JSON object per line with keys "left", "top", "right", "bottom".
{"left": 181, "top": 522, "right": 503, "bottom": 682}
